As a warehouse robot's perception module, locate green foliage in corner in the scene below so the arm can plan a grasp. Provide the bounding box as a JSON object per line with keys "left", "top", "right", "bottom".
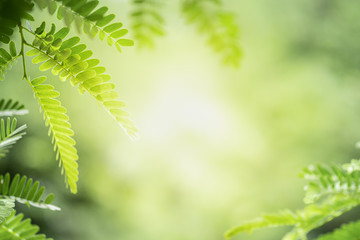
{"left": 225, "top": 160, "right": 360, "bottom": 240}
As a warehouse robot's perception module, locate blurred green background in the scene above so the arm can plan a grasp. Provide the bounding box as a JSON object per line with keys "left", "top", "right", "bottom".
{"left": 2, "top": 0, "right": 360, "bottom": 239}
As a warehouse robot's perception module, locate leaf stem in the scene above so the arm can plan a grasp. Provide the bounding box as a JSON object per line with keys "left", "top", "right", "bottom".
{"left": 18, "top": 24, "right": 28, "bottom": 80}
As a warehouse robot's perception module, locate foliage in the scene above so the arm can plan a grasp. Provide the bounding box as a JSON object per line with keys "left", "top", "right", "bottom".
{"left": 0, "top": 211, "right": 53, "bottom": 240}
{"left": 225, "top": 161, "right": 360, "bottom": 240}
{"left": 181, "top": 0, "right": 242, "bottom": 67}
{"left": 128, "top": 0, "right": 242, "bottom": 66}
{"left": 0, "top": 117, "right": 26, "bottom": 160}
{"left": 130, "top": 0, "right": 165, "bottom": 48}
{"left": 0, "top": 0, "right": 143, "bottom": 237}
{"left": 0, "top": 0, "right": 34, "bottom": 43}
{"left": 0, "top": 41, "right": 21, "bottom": 81}
{"left": 33, "top": 0, "right": 134, "bottom": 53}
{"left": 317, "top": 220, "right": 360, "bottom": 240}
{"left": 0, "top": 99, "right": 28, "bottom": 117}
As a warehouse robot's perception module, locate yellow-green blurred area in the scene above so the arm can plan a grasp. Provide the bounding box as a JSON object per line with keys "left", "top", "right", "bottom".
{"left": 2, "top": 0, "right": 360, "bottom": 239}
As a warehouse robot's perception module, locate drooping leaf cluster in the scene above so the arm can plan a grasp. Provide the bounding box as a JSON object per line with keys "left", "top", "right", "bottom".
{"left": 34, "top": 0, "right": 134, "bottom": 52}
{"left": 0, "top": 0, "right": 139, "bottom": 193}
{"left": 26, "top": 75, "right": 79, "bottom": 194}
{"left": 225, "top": 160, "right": 360, "bottom": 240}
{"left": 25, "top": 22, "right": 138, "bottom": 140}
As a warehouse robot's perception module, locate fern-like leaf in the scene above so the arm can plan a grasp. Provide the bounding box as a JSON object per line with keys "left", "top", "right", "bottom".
{"left": 0, "top": 99, "right": 29, "bottom": 117}
{"left": 0, "top": 173, "right": 60, "bottom": 211}
{"left": 33, "top": 0, "right": 134, "bottom": 52}
{"left": 225, "top": 195, "right": 360, "bottom": 240}
{"left": 182, "top": 0, "right": 242, "bottom": 67}
{"left": 225, "top": 160, "right": 360, "bottom": 239}
{"left": 26, "top": 75, "right": 79, "bottom": 193}
{"left": 225, "top": 210, "right": 297, "bottom": 238}
{"left": 131, "top": 0, "right": 165, "bottom": 48}
{"left": 0, "top": 198, "right": 14, "bottom": 223}
{"left": 24, "top": 24, "right": 138, "bottom": 140}
{"left": 300, "top": 164, "right": 360, "bottom": 204}
{"left": 317, "top": 220, "right": 360, "bottom": 240}
{"left": 0, "top": 117, "right": 26, "bottom": 159}
{"left": 0, "top": 211, "right": 52, "bottom": 240}
{"left": 0, "top": 41, "right": 20, "bottom": 81}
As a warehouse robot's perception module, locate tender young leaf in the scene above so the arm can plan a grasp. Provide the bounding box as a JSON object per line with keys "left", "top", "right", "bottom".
{"left": 27, "top": 76, "right": 79, "bottom": 193}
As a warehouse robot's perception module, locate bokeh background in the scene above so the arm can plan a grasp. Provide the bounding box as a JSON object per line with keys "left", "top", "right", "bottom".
{"left": 2, "top": 0, "right": 360, "bottom": 239}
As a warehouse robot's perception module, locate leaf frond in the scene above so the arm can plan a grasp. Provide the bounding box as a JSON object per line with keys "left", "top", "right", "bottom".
{"left": 0, "top": 99, "right": 29, "bottom": 117}
{"left": 182, "top": 0, "right": 242, "bottom": 67}
{"left": 26, "top": 75, "right": 79, "bottom": 194}
{"left": 0, "top": 173, "right": 60, "bottom": 211}
{"left": 0, "top": 211, "right": 52, "bottom": 240}
{"left": 0, "top": 117, "right": 26, "bottom": 160}
{"left": 24, "top": 24, "right": 138, "bottom": 140}
{"left": 225, "top": 210, "right": 297, "bottom": 239}
{"left": 0, "top": 41, "right": 20, "bottom": 81}
{"left": 131, "top": 0, "right": 165, "bottom": 48}
{"left": 34, "top": 0, "right": 134, "bottom": 52}
{"left": 300, "top": 164, "right": 360, "bottom": 204}
{"left": 225, "top": 161, "right": 360, "bottom": 239}
{"left": 225, "top": 195, "right": 359, "bottom": 240}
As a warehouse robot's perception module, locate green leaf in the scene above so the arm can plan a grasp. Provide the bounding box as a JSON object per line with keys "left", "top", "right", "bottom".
{"left": 103, "top": 22, "right": 123, "bottom": 33}
{"left": 116, "top": 39, "right": 134, "bottom": 46}
{"left": 0, "top": 49, "right": 11, "bottom": 61}
{"left": 9, "top": 42, "right": 16, "bottom": 57}
{"left": 27, "top": 76, "right": 79, "bottom": 194}
{"left": 35, "top": 21, "right": 46, "bottom": 35}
